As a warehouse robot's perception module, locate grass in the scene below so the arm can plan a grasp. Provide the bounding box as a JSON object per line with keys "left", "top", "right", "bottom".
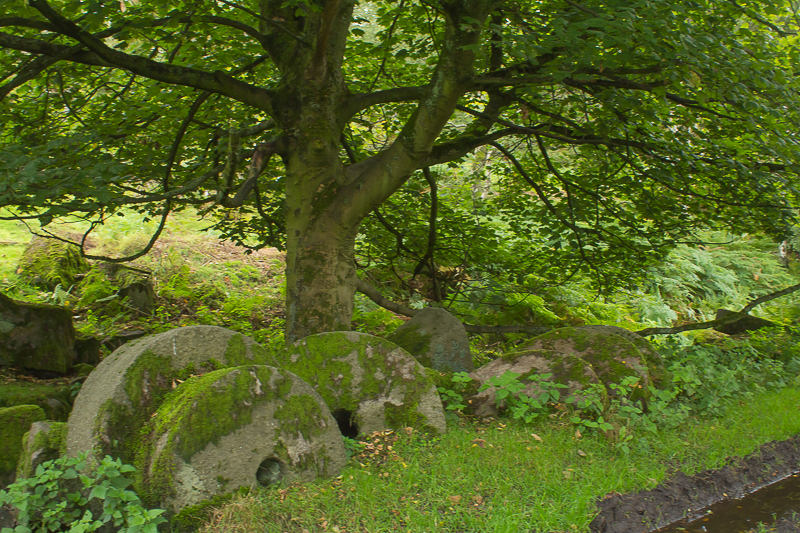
{"left": 0, "top": 217, "right": 36, "bottom": 281}
{"left": 0, "top": 209, "right": 287, "bottom": 346}
{"left": 199, "top": 386, "right": 800, "bottom": 533}
{"left": 3, "top": 211, "right": 800, "bottom": 531}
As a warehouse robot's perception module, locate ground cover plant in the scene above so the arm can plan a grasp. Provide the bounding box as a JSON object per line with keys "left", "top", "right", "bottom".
{"left": 3, "top": 214, "right": 800, "bottom": 531}
{"left": 198, "top": 385, "right": 800, "bottom": 532}
{"left": 0, "top": 453, "right": 166, "bottom": 532}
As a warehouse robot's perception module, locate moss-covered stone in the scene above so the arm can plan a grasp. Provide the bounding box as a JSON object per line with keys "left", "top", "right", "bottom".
{"left": 16, "top": 237, "right": 89, "bottom": 291}
{"left": 0, "top": 292, "right": 76, "bottom": 374}
{"left": 0, "top": 381, "right": 73, "bottom": 420}
{"left": 388, "top": 308, "right": 473, "bottom": 372}
{"left": 135, "top": 365, "right": 345, "bottom": 513}
{"left": 467, "top": 326, "right": 658, "bottom": 416}
{"left": 66, "top": 326, "right": 277, "bottom": 466}
{"left": 280, "top": 331, "right": 446, "bottom": 435}
{"left": 0, "top": 404, "right": 45, "bottom": 485}
{"left": 16, "top": 421, "right": 67, "bottom": 478}
{"left": 519, "top": 327, "right": 655, "bottom": 392}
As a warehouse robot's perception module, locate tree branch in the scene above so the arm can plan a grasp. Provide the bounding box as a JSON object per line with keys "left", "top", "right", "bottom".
{"left": 637, "top": 281, "right": 800, "bottom": 336}
{"left": 25, "top": 0, "right": 276, "bottom": 113}
{"left": 355, "top": 277, "right": 553, "bottom": 335}
{"left": 343, "top": 85, "right": 427, "bottom": 118}
{"left": 337, "top": 2, "right": 494, "bottom": 227}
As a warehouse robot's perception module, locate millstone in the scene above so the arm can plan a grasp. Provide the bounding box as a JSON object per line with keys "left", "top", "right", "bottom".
{"left": 136, "top": 364, "right": 346, "bottom": 512}
{"left": 282, "top": 331, "right": 446, "bottom": 436}
{"left": 66, "top": 325, "right": 276, "bottom": 463}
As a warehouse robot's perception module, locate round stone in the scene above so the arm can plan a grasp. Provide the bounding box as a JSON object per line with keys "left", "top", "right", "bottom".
{"left": 66, "top": 325, "right": 276, "bottom": 463}
{"left": 136, "top": 364, "right": 346, "bottom": 512}
{"left": 282, "top": 331, "right": 446, "bottom": 436}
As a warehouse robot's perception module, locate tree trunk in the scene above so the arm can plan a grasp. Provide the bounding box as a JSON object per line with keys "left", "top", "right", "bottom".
{"left": 285, "top": 214, "right": 357, "bottom": 342}
{"left": 282, "top": 99, "right": 357, "bottom": 342}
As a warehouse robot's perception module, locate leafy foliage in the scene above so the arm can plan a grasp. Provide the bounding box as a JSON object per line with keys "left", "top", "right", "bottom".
{"left": 0, "top": 453, "right": 166, "bottom": 533}
{"left": 2, "top": 0, "right": 800, "bottom": 335}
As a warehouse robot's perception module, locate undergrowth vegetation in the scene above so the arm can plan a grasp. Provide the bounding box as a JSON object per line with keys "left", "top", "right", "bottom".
{"left": 2, "top": 210, "right": 798, "bottom": 353}
{"left": 2, "top": 211, "right": 800, "bottom": 531}
{"left": 0, "top": 453, "right": 166, "bottom": 532}
{"left": 197, "top": 386, "right": 800, "bottom": 532}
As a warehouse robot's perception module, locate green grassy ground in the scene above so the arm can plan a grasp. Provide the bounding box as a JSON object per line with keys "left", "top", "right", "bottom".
{"left": 0, "top": 218, "right": 35, "bottom": 281}
{"left": 199, "top": 386, "right": 800, "bottom": 533}
{"left": 3, "top": 212, "right": 800, "bottom": 532}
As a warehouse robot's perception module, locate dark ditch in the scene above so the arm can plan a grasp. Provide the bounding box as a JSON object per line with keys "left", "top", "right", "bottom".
{"left": 655, "top": 472, "right": 800, "bottom": 532}
{"left": 590, "top": 435, "right": 800, "bottom": 533}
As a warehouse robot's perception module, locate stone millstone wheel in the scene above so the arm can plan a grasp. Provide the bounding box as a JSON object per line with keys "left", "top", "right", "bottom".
{"left": 66, "top": 326, "right": 276, "bottom": 463}
{"left": 136, "top": 365, "right": 346, "bottom": 513}
{"left": 282, "top": 331, "right": 446, "bottom": 436}
{"left": 467, "top": 326, "right": 657, "bottom": 416}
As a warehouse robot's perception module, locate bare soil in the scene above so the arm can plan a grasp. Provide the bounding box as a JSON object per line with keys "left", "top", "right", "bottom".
{"left": 590, "top": 435, "right": 800, "bottom": 533}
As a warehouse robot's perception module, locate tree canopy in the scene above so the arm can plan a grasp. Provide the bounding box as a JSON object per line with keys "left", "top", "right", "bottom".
{"left": 1, "top": 0, "right": 800, "bottom": 339}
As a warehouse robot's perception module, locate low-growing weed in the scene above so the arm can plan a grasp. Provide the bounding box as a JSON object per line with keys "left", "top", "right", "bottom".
{"left": 437, "top": 372, "right": 473, "bottom": 412}
{"left": 479, "top": 371, "right": 566, "bottom": 423}
{"left": 0, "top": 453, "right": 165, "bottom": 533}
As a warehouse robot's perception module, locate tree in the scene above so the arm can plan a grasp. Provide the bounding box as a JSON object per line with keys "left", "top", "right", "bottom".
{"left": 1, "top": 0, "right": 799, "bottom": 341}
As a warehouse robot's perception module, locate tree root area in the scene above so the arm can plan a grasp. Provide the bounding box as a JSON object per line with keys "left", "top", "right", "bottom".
{"left": 590, "top": 434, "right": 800, "bottom": 533}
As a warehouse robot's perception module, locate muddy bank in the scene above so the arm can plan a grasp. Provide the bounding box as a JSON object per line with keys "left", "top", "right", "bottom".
{"left": 590, "top": 434, "right": 800, "bottom": 533}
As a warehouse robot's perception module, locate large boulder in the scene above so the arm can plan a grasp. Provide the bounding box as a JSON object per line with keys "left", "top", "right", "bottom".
{"left": 577, "top": 325, "right": 665, "bottom": 384}
{"left": 66, "top": 326, "right": 277, "bottom": 464}
{"left": 0, "top": 293, "right": 76, "bottom": 374}
{"left": 76, "top": 264, "right": 155, "bottom": 314}
{"left": 0, "top": 380, "right": 73, "bottom": 420}
{"left": 0, "top": 405, "right": 46, "bottom": 486}
{"left": 467, "top": 327, "right": 659, "bottom": 416}
{"left": 16, "top": 237, "right": 89, "bottom": 291}
{"left": 16, "top": 421, "right": 67, "bottom": 479}
{"left": 281, "top": 331, "right": 446, "bottom": 436}
{"left": 388, "top": 307, "right": 473, "bottom": 372}
{"left": 135, "top": 365, "right": 346, "bottom": 513}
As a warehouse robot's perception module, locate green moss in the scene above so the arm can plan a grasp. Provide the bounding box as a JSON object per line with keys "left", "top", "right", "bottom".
{"left": 0, "top": 404, "right": 45, "bottom": 480}
{"left": 17, "top": 238, "right": 89, "bottom": 290}
{"left": 283, "top": 345, "right": 357, "bottom": 410}
{"left": 275, "top": 393, "right": 325, "bottom": 437}
{"left": 16, "top": 421, "right": 67, "bottom": 478}
{"left": 154, "top": 366, "right": 279, "bottom": 461}
{"left": 95, "top": 398, "right": 137, "bottom": 461}
{"left": 514, "top": 327, "right": 658, "bottom": 399}
{"left": 71, "top": 363, "right": 95, "bottom": 377}
{"left": 384, "top": 401, "right": 420, "bottom": 430}
{"left": 123, "top": 351, "right": 172, "bottom": 410}
{"left": 0, "top": 382, "right": 72, "bottom": 420}
{"left": 388, "top": 325, "right": 433, "bottom": 363}
{"left": 285, "top": 332, "right": 442, "bottom": 435}
{"left": 94, "top": 351, "right": 174, "bottom": 462}
{"left": 138, "top": 366, "right": 282, "bottom": 503}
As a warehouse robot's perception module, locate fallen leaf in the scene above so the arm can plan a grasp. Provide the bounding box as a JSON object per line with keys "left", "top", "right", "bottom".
{"left": 577, "top": 449, "right": 587, "bottom": 457}
{"left": 531, "top": 433, "right": 543, "bottom": 442}
{"left": 471, "top": 438, "right": 487, "bottom": 448}
{"left": 575, "top": 428, "right": 582, "bottom": 439}
{"left": 448, "top": 495, "right": 462, "bottom": 504}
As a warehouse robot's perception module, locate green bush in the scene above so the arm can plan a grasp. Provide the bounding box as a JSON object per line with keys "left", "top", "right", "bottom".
{"left": 0, "top": 453, "right": 166, "bottom": 533}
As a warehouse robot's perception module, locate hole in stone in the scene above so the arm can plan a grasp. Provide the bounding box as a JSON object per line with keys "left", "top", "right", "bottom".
{"left": 333, "top": 408, "right": 359, "bottom": 438}
{"left": 255, "top": 457, "right": 284, "bottom": 487}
